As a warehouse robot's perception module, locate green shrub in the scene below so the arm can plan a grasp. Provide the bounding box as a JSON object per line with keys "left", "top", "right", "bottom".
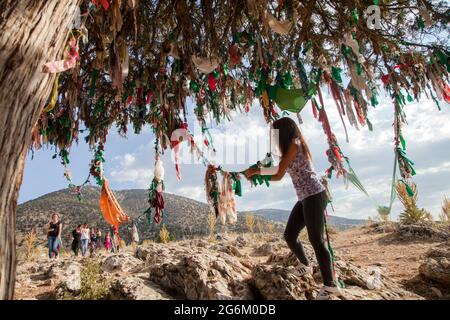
{"left": 79, "top": 261, "right": 111, "bottom": 300}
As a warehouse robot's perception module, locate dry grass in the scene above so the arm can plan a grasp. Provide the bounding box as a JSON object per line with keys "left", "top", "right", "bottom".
{"left": 59, "top": 245, "right": 72, "bottom": 258}
{"left": 255, "top": 218, "right": 265, "bottom": 240}
{"left": 325, "top": 224, "right": 337, "bottom": 235}
{"left": 128, "top": 242, "right": 138, "bottom": 253}
{"left": 245, "top": 213, "right": 255, "bottom": 234}
{"left": 255, "top": 218, "right": 263, "bottom": 234}
{"left": 23, "top": 230, "right": 38, "bottom": 261}
{"left": 265, "top": 221, "right": 275, "bottom": 234}
{"left": 159, "top": 225, "right": 171, "bottom": 244}
{"left": 439, "top": 196, "right": 450, "bottom": 224}
{"left": 395, "top": 181, "right": 433, "bottom": 224}
{"left": 142, "top": 239, "right": 155, "bottom": 246}
{"left": 207, "top": 211, "right": 217, "bottom": 241}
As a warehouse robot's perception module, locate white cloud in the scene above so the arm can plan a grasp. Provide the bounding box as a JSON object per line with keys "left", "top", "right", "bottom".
{"left": 174, "top": 186, "right": 205, "bottom": 202}
{"left": 110, "top": 152, "right": 152, "bottom": 187}
{"left": 415, "top": 161, "right": 450, "bottom": 175}
{"left": 113, "top": 153, "right": 136, "bottom": 167}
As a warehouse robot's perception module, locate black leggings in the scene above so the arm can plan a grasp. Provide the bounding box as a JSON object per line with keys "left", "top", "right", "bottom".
{"left": 72, "top": 240, "right": 80, "bottom": 256}
{"left": 284, "top": 190, "right": 334, "bottom": 287}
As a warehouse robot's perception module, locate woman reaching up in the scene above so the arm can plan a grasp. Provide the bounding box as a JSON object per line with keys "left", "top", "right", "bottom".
{"left": 245, "top": 117, "right": 343, "bottom": 300}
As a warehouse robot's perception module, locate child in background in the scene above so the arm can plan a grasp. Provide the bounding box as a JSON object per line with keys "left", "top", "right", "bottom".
{"left": 89, "top": 227, "right": 97, "bottom": 257}
{"left": 104, "top": 233, "right": 112, "bottom": 252}
{"left": 113, "top": 226, "right": 121, "bottom": 253}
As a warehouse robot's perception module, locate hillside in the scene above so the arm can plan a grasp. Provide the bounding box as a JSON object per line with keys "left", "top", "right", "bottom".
{"left": 17, "top": 187, "right": 365, "bottom": 246}
{"left": 16, "top": 187, "right": 284, "bottom": 245}
{"left": 247, "top": 209, "right": 366, "bottom": 230}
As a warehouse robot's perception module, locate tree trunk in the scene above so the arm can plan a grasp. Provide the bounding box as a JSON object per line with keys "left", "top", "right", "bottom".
{"left": 0, "top": 0, "right": 80, "bottom": 300}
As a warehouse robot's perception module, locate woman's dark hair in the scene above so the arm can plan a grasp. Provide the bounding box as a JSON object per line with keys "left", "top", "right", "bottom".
{"left": 272, "top": 117, "right": 312, "bottom": 160}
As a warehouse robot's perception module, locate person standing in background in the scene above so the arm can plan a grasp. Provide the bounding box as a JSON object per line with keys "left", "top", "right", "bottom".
{"left": 71, "top": 224, "right": 82, "bottom": 256}
{"left": 109, "top": 225, "right": 116, "bottom": 253}
{"left": 47, "top": 213, "right": 62, "bottom": 259}
{"left": 104, "top": 232, "right": 112, "bottom": 252}
{"left": 96, "top": 228, "right": 103, "bottom": 250}
{"left": 80, "top": 223, "right": 90, "bottom": 257}
{"left": 89, "top": 227, "right": 97, "bottom": 257}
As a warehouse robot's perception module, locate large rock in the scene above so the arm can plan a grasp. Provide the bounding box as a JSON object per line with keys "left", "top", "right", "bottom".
{"left": 64, "top": 264, "right": 81, "bottom": 293}
{"left": 234, "top": 235, "right": 247, "bottom": 248}
{"left": 111, "top": 276, "right": 172, "bottom": 300}
{"left": 210, "top": 244, "right": 243, "bottom": 257}
{"left": 15, "top": 233, "right": 429, "bottom": 300}
{"left": 147, "top": 245, "right": 253, "bottom": 300}
{"left": 334, "top": 260, "right": 420, "bottom": 300}
{"left": 397, "top": 223, "right": 449, "bottom": 241}
{"left": 101, "top": 254, "right": 144, "bottom": 273}
{"left": 252, "top": 264, "right": 315, "bottom": 300}
{"left": 254, "top": 243, "right": 275, "bottom": 256}
{"left": 136, "top": 243, "right": 192, "bottom": 265}
{"left": 46, "top": 261, "right": 81, "bottom": 281}
{"left": 368, "top": 222, "right": 398, "bottom": 234}
{"left": 419, "top": 242, "right": 450, "bottom": 286}
{"left": 254, "top": 247, "right": 421, "bottom": 300}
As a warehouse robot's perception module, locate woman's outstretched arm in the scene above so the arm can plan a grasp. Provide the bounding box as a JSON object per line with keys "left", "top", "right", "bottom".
{"left": 245, "top": 142, "right": 298, "bottom": 181}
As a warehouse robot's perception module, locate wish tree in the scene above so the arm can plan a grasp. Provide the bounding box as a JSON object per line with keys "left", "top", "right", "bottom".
{"left": 0, "top": 0, "right": 448, "bottom": 299}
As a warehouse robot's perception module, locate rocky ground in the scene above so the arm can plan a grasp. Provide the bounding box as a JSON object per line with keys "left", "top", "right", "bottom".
{"left": 333, "top": 221, "right": 449, "bottom": 299}
{"left": 14, "top": 223, "right": 449, "bottom": 300}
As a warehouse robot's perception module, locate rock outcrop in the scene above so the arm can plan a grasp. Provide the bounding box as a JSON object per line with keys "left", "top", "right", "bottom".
{"left": 101, "top": 253, "right": 144, "bottom": 273}
{"left": 419, "top": 242, "right": 450, "bottom": 286}
{"left": 142, "top": 246, "right": 253, "bottom": 299}
{"left": 250, "top": 247, "right": 420, "bottom": 300}
{"left": 397, "top": 223, "right": 449, "bottom": 241}
{"left": 15, "top": 234, "right": 426, "bottom": 300}
{"left": 110, "top": 276, "right": 172, "bottom": 300}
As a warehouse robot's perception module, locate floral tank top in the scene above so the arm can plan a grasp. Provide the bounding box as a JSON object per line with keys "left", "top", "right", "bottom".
{"left": 286, "top": 139, "right": 325, "bottom": 202}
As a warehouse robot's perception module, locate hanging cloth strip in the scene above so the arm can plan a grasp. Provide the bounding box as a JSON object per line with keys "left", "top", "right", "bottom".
{"left": 145, "top": 159, "right": 165, "bottom": 225}
{"left": 265, "top": 12, "right": 293, "bottom": 35}
{"left": 99, "top": 179, "right": 130, "bottom": 227}
{"left": 42, "top": 74, "right": 60, "bottom": 113}
{"left": 324, "top": 208, "right": 345, "bottom": 289}
{"left": 220, "top": 171, "right": 238, "bottom": 224}
{"left": 205, "top": 165, "right": 222, "bottom": 219}
{"left": 131, "top": 222, "right": 139, "bottom": 243}
{"left": 91, "top": 0, "right": 110, "bottom": 10}
{"left": 42, "top": 36, "right": 79, "bottom": 74}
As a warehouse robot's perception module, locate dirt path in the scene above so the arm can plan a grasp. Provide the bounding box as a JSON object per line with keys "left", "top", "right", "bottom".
{"left": 332, "top": 226, "right": 448, "bottom": 299}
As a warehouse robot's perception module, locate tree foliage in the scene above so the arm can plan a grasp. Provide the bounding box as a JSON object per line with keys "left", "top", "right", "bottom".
{"left": 32, "top": 0, "right": 449, "bottom": 185}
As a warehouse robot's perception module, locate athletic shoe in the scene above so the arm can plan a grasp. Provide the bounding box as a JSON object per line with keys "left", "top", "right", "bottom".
{"left": 297, "top": 263, "right": 313, "bottom": 276}
{"left": 315, "top": 285, "right": 344, "bottom": 300}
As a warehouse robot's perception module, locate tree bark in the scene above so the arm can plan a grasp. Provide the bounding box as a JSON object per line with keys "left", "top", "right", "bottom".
{"left": 0, "top": 0, "right": 80, "bottom": 300}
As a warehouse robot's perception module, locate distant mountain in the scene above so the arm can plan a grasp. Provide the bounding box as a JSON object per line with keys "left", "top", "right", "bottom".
{"left": 16, "top": 186, "right": 285, "bottom": 246}
{"left": 247, "top": 209, "right": 367, "bottom": 231}
{"left": 16, "top": 187, "right": 364, "bottom": 247}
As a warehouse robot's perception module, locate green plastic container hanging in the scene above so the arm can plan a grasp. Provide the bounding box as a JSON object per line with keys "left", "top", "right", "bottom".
{"left": 267, "top": 86, "right": 308, "bottom": 113}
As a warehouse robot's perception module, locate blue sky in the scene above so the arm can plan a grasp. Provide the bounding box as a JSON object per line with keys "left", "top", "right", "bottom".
{"left": 19, "top": 93, "right": 450, "bottom": 220}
